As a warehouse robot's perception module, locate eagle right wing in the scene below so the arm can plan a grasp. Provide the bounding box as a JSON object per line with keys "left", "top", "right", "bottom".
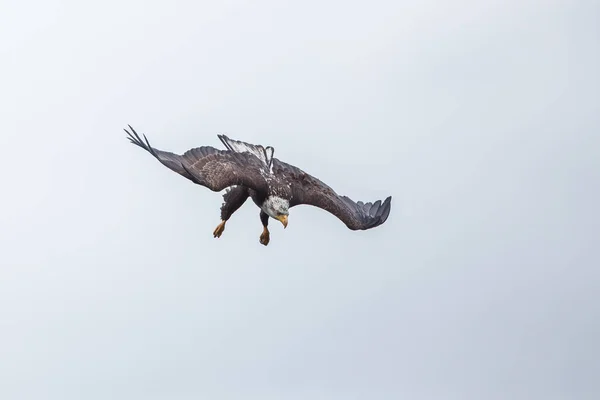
{"left": 272, "top": 159, "right": 392, "bottom": 231}
{"left": 125, "top": 125, "right": 268, "bottom": 193}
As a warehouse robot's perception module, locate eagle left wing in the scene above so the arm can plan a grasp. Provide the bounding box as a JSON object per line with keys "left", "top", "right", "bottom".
{"left": 272, "top": 159, "right": 392, "bottom": 230}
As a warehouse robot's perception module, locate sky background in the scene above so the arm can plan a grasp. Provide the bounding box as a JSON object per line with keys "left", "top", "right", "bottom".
{"left": 1, "top": 1, "right": 599, "bottom": 399}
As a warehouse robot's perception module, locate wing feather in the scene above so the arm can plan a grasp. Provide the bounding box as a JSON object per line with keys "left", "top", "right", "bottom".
{"left": 125, "top": 125, "right": 268, "bottom": 193}
{"left": 272, "top": 159, "right": 392, "bottom": 230}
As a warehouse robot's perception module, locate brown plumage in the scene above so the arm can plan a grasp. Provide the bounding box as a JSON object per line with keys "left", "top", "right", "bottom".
{"left": 125, "top": 125, "right": 392, "bottom": 245}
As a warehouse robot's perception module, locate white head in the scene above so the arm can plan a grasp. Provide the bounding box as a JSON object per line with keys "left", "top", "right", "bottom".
{"left": 262, "top": 196, "right": 290, "bottom": 228}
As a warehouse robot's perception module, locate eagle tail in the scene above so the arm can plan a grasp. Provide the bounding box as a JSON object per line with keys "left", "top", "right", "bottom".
{"left": 218, "top": 134, "right": 274, "bottom": 173}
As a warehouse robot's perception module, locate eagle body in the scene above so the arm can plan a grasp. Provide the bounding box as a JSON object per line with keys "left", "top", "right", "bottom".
{"left": 126, "top": 126, "right": 391, "bottom": 245}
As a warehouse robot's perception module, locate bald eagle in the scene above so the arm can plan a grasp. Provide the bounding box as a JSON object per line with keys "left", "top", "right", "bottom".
{"left": 125, "top": 125, "right": 392, "bottom": 246}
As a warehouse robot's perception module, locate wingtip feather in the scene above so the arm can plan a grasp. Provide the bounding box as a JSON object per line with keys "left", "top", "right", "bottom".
{"left": 379, "top": 196, "right": 392, "bottom": 224}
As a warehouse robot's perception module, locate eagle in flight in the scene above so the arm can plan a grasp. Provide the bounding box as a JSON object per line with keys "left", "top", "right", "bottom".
{"left": 125, "top": 125, "right": 392, "bottom": 246}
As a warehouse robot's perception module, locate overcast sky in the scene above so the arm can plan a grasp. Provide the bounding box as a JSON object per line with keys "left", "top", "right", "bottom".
{"left": 1, "top": 1, "right": 598, "bottom": 399}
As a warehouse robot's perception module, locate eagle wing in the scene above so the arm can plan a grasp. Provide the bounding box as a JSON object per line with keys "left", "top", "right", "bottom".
{"left": 272, "top": 159, "right": 392, "bottom": 230}
{"left": 126, "top": 126, "right": 268, "bottom": 193}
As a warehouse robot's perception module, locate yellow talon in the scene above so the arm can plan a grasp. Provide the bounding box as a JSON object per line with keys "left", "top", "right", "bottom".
{"left": 259, "top": 226, "right": 270, "bottom": 246}
{"left": 213, "top": 220, "right": 226, "bottom": 238}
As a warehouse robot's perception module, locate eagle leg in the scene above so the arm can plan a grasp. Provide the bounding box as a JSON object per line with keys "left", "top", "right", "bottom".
{"left": 213, "top": 220, "right": 226, "bottom": 238}
{"left": 214, "top": 186, "right": 249, "bottom": 239}
{"left": 259, "top": 210, "right": 270, "bottom": 246}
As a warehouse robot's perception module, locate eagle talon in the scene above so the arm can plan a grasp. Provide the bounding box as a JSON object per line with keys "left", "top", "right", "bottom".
{"left": 213, "top": 220, "right": 226, "bottom": 238}
{"left": 259, "top": 227, "right": 270, "bottom": 246}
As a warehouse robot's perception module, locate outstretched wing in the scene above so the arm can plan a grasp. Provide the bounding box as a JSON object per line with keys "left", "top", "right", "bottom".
{"left": 125, "top": 125, "right": 268, "bottom": 193}
{"left": 272, "top": 159, "right": 392, "bottom": 230}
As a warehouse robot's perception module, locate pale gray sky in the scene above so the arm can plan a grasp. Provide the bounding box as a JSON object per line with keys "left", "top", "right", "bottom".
{"left": 1, "top": 1, "right": 599, "bottom": 399}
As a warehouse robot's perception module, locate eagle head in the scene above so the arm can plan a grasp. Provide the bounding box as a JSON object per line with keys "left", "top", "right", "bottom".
{"left": 263, "top": 196, "right": 290, "bottom": 228}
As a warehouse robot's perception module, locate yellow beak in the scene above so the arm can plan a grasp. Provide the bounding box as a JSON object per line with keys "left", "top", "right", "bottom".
{"left": 276, "top": 215, "right": 288, "bottom": 228}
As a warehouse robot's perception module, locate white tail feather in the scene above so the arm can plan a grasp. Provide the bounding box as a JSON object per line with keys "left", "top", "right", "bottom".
{"left": 218, "top": 134, "right": 274, "bottom": 173}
